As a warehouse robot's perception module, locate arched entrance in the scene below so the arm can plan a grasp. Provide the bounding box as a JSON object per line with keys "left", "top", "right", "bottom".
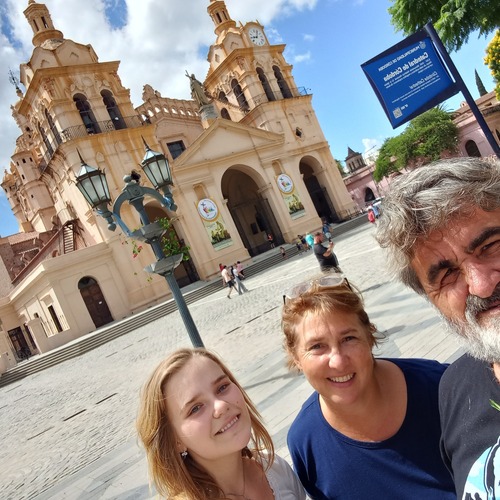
{"left": 364, "top": 187, "right": 376, "bottom": 204}
{"left": 78, "top": 277, "right": 114, "bottom": 328}
{"left": 299, "top": 157, "right": 340, "bottom": 223}
{"left": 221, "top": 167, "right": 283, "bottom": 256}
{"left": 145, "top": 205, "right": 199, "bottom": 287}
{"left": 465, "top": 139, "right": 481, "bottom": 157}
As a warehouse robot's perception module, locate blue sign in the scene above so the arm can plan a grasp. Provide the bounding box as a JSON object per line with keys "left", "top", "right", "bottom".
{"left": 361, "top": 29, "right": 458, "bottom": 128}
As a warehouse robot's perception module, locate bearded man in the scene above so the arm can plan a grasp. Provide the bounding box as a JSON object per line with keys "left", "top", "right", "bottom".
{"left": 376, "top": 157, "right": 500, "bottom": 499}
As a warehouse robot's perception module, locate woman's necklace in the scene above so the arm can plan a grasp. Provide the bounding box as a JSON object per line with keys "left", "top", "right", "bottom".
{"left": 225, "top": 463, "right": 252, "bottom": 500}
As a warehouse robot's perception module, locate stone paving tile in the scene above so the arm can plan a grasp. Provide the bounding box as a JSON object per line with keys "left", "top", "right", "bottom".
{"left": 0, "top": 224, "right": 464, "bottom": 499}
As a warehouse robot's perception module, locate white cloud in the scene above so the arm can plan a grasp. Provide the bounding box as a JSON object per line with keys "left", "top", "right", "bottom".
{"left": 362, "top": 138, "right": 380, "bottom": 152}
{"left": 294, "top": 51, "right": 312, "bottom": 63}
{"left": 265, "top": 27, "right": 284, "bottom": 44}
{"left": 303, "top": 33, "right": 315, "bottom": 42}
{"left": 362, "top": 138, "right": 381, "bottom": 162}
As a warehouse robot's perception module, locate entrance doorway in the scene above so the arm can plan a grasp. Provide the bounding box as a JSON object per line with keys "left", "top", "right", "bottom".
{"left": 78, "top": 277, "right": 114, "bottom": 328}
{"left": 364, "top": 187, "right": 376, "bottom": 204}
{"left": 222, "top": 168, "right": 283, "bottom": 256}
{"left": 144, "top": 205, "right": 199, "bottom": 287}
{"left": 8, "top": 327, "right": 31, "bottom": 361}
{"left": 300, "top": 159, "right": 340, "bottom": 223}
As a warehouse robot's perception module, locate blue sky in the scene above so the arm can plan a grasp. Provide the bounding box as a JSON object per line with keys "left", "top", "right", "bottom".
{"left": 0, "top": 0, "right": 495, "bottom": 237}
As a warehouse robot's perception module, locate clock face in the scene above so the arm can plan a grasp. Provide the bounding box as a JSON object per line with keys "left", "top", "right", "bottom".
{"left": 248, "top": 27, "right": 266, "bottom": 46}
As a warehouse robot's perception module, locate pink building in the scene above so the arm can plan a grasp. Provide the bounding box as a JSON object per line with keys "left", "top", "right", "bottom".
{"left": 452, "top": 91, "right": 500, "bottom": 157}
{"left": 342, "top": 147, "right": 390, "bottom": 211}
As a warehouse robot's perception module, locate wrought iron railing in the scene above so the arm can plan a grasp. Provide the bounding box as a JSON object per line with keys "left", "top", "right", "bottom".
{"left": 211, "top": 86, "right": 311, "bottom": 114}
{"left": 240, "top": 86, "right": 310, "bottom": 112}
{"left": 39, "top": 115, "right": 146, "bottom": 172}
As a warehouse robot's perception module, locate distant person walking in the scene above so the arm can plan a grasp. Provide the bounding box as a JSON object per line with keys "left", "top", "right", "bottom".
{"left": 267, "top": 233, "right": 275, "bottom": 249}
{"left": 280, "top": 246, "right": 287, "bottom": 259}
{"left": 236, "top": 260, "right": 245, "bottom": 279}
{"left": 313, "top": 232, "right": 340, "bottom": 272}
{"left": 232, "top": 265, "right": 249, "bottom": 294}
{"left": 304, "top": 232, "right": 314, "bottom": 250}
{"left": 367, "top": 208, "right": 376, "bottom": 225}
{"left": 221, "top": 265, "right": 235, "bottom": 298}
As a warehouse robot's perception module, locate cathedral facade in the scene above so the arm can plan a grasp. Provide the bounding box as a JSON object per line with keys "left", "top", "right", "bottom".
{"left": 0, "top": 0, "right": 355, "bottom": 370}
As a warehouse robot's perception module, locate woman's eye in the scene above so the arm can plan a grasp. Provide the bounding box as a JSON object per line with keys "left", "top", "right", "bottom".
{"left": 189, "top": 404, "right": 202, "bottom": 415}
{"left": 342, "top": 336, "right": 355, "bottom": 343}
{"left": 308, "top": 344, "right": 322, "bottom": 351}
{"left": 217, "top": 383, "right": 229, "bottom": 393}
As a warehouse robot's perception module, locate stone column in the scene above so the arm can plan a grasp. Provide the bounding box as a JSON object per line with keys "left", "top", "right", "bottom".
{"left": 26, "top": 318, "right": 51, "bottom": 353}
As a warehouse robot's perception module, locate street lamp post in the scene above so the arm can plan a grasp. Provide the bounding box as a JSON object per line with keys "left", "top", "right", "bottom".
{"left": 74, "top": 146, "right": 204, "bottom": 348}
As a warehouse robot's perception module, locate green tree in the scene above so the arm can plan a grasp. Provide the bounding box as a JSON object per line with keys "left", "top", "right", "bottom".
{"left": 158, "top": 217, "right": 191, "bottom": 261}
{"left": 485, "top": 30, "right": 500, "bottom": 100}
{"left": 373, "top": 107, "right": 458, "bottom": 181}
{"left": 388, "top": 0, "right": 499, "bottom": 51}
{"left": 335, "top": 158, "right": 346, "bottom": 176}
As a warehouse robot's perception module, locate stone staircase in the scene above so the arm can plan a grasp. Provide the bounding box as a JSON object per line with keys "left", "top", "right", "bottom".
{"left": 0, "top": 216, "right": 368, "bottom": 387}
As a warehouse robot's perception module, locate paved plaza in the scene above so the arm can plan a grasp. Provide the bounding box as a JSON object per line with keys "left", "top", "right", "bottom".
{"left": 0, "top": 224, "right": 463, "bottom": 499}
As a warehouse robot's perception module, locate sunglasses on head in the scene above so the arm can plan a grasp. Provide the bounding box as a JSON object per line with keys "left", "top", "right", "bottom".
{"left": 283, "top": 274, "right": 351, "bottom": 304}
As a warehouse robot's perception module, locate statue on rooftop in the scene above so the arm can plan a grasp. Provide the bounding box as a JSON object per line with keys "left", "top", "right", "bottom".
{"left": 186, "top": 71, "right": 210, "bottom": 108}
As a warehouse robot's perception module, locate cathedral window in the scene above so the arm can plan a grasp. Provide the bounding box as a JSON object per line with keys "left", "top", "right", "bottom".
{"left": 167, "top": 141, "right": 186, "bottom": 160}
{"left": 465, "top": 140, "right": 481, "bottom": 157}
{"left": 101, "top": 90, "right": 126, "bottom": 130}
{"left": 231, "top": 79, "right": 249, "bottom": 112}
{"left": 257, "top": 68, "right": 275, "bottom": 102}
{"left": 74, "top": 94, "right": 100, "bottom": 134}
{"left": 218, "top": 91, "right": 229, "bottom": 103}
{"left": 45, "top": 109, "right": 61, "bottom": 146}
{"left": 38, "top": 121, "right": 54, "bottom": 158}
{"left": 273, "top": 66, "right": 293, "bottom": 99}
{"left": 221, "top": 108, "right": 231, "bottom": 120}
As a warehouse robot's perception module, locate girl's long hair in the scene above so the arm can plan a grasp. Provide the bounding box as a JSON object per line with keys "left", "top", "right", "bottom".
{"left": 136, "top": 348, "right": 274, "bottom": 499}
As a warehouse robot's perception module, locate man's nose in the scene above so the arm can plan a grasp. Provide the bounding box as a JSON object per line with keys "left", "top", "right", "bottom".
{"left": 466, "top": 263, "right": 500, "bottom": 298}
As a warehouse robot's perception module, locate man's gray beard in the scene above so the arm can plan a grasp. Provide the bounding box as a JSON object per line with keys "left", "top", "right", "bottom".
{"left": 441, "top": 290, "right": 500, "bottom": 364}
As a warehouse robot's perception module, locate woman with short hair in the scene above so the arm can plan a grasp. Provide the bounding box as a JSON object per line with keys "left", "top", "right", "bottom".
{"left": 282, "top": 275, "right": 455, "bottom": 499}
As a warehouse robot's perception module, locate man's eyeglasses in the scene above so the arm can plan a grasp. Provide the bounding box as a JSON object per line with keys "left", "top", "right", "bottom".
{"left": 283, "top": 274, "right": 350, "bottom": 304}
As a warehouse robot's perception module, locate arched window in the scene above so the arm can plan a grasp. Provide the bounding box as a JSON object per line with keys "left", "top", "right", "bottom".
{"left": 231, "top": 79, "right": 249, "bottom": 111}
{"left": 257, "top": 68, "right": 275, "bottom": 101}
{"left": 101, "top": 90, "right": 125, "bottom": 130}
{"left": 218, "top": 91, "right": 229, "bottom": 103}
{"left": 273, "top": 66, "right": 292, "bottom": 98}
{"left": 73, "top": 94, "right": 100, "bottom": 134}
{"left": 45, "top": 109, "right": 61, "bottom": 146}
{"left": 221, "top": 108, "right": 231, "bottom": 120}
{"left": 37, "top": 121, "right": 53, "bottom": 157}
{"left": 465, "top": 140, "right": 481, "bottom": 157}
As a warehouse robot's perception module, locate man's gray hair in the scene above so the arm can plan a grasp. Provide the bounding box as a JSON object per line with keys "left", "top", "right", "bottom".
{"left": 376, "top": 157, "right": 500, "bottom": 294}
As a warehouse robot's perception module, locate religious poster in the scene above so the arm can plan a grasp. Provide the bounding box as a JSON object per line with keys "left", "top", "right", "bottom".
{"left": 276, "top": 174, "right": 305, "bottom": 219}
{"left": 197, "top": 198, "right": 233, "bottom": 251}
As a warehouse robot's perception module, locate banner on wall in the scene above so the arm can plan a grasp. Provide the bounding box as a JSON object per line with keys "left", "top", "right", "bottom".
{"left": 276, "top": 174, "right": 305, "bottom": 220}
{"left": 197, "top": 198, "right": 233, "bottom": 251}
